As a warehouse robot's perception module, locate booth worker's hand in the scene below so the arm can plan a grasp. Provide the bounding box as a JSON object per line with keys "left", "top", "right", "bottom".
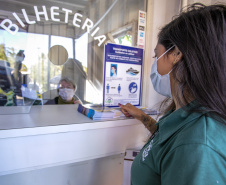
{"left": 74, "top": 100, "right": 82, "bottom": 105}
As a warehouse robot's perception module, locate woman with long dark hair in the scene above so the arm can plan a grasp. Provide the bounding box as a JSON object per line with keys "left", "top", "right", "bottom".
{"left": 120, "top": 3, "right": 226, "bottom": 184}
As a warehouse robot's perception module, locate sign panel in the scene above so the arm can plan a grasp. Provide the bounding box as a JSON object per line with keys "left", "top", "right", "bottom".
{"left": 103, "top": 43, "right": 143, "bottom": 107}
{"left": 137, "top": 10, "right": 146, "bottom": 49}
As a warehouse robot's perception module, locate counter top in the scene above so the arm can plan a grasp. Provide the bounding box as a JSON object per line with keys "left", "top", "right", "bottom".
{"left": 0, "top": 104, "right": 143, "bottom": 139}
{"left": 0, "top": 104, "right": 92, "bottom": 129}
{"left": 0, "top": 104, "right": 148, "bottom": 176}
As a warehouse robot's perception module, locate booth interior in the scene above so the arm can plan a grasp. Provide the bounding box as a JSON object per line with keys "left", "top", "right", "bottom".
{"left": 0, "top": 0, "right": 219, "bottom": 184}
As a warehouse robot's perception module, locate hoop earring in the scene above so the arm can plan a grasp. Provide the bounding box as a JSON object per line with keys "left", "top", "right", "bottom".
{"left": 173, "top": 59, "right": 177, "bottom": 65}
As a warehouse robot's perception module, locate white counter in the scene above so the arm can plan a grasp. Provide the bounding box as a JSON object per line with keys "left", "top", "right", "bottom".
{"left": 0, "top": 104, "right": 148, "bottom": 180}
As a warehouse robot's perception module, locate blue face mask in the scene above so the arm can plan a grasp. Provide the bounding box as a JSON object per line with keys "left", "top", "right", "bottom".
{"left": 150, "top": 45, "right": 174, "bottom": 98}
{"left": 111, "top": 69, "right": 115, "bottom": 74}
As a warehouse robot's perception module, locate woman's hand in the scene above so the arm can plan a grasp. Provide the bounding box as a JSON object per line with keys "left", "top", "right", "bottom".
{"left": 118, "top": 103, "right": 146, "bottom": 121}
{"left": 119, "top": 103, "right": 157, "bottom": 133}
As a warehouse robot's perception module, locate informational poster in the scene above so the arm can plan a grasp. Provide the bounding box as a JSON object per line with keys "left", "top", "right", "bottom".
{"left": 137, "top": 10, "right": 146, "bottom": 49}
{"left": 103, "top": 43, "right": 143, "bottom": 107}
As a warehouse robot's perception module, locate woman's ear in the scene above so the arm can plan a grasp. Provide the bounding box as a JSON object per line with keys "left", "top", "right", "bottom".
{"left": 172, "top": 46, "right": 183, "bottom": 65}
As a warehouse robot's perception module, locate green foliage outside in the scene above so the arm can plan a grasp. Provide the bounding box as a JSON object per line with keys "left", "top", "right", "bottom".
{"left": 0, "top": 44, "right": 16, "bottom": 68}
{"left": 116, "top": 35, "right": 132, "bottom": 45}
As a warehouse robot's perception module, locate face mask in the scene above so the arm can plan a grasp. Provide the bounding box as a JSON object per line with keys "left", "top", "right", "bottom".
{"left": 59, "top": 88, "right": 75, "bottom": 101}
{"left": 150, "top": 45, "right": 174, "bottom": 98}
{"left": 111, "top": 69, "right": 115, "bottom": 74}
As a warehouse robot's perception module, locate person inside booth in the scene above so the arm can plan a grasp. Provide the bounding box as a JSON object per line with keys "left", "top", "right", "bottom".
{"left": 45, "top": 77, "right": 82, "bottom": 105}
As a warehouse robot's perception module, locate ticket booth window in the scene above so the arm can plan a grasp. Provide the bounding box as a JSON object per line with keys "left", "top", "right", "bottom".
{"left": 0, "top": 0, "right": 146, "bottom": 108}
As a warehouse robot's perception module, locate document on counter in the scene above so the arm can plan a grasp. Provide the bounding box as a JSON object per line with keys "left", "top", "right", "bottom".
{"left": 77, "top": 104, "right": 123, "bottom": 120}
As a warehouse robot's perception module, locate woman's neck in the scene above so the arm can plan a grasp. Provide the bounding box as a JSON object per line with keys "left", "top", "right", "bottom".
{"left": 173, "top": 94, "right": 195, "bottom": 111}
{"left": 171, "top": 79, "right": 194, "bottom": 111}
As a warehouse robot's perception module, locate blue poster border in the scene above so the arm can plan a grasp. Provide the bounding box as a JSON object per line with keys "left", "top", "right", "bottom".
{"left": 103, "top": 43, "right": 143, "bottom": 107}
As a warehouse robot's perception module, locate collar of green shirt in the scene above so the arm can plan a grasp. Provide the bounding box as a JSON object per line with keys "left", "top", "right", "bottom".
{"left": 156, "top": 101, "right": 207, "bottom": 144}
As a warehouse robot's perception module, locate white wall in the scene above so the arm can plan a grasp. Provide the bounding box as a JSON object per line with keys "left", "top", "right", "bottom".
{"left": 0, "top": 154, "right": 124, "bottom": 185}
{"left": 142, "top": 0, "right": 181, "bottom": 109}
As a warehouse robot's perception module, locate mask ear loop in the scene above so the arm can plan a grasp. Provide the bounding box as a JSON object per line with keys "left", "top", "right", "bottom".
{"left": 156, "top": 45, "right": 175, "bottom": 75}
{"left": 157, "top": 45, "right": 175, "bottom": 60}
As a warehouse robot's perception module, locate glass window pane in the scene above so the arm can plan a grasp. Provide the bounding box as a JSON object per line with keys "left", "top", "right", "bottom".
{"left": 75, "top": 32, "right": 88, "bottom": 69}
{"left": 0, "top": 0, "right": 146, "bottom": 109}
